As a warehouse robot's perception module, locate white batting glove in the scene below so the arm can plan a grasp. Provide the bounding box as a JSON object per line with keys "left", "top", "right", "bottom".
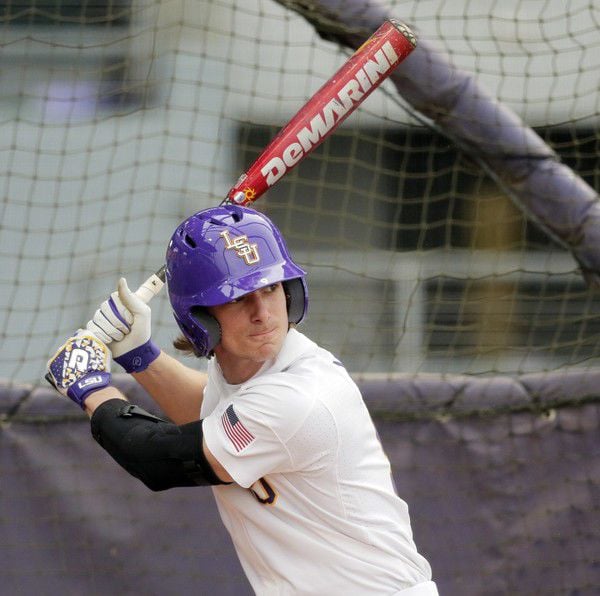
{"left": 86, "top": 278, "right": 160, "bottom": 373}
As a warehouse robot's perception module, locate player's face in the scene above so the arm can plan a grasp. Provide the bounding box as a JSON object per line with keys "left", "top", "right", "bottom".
{"left": 209, "top": 283, "right": 289, "bottom": 384}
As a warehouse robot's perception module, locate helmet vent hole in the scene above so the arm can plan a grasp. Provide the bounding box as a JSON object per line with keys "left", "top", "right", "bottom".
{"left": 229, "top": 206, "right": 244, "bottom": 222}
{"left": 184, "top": 234, "right": 197, "bottom": 248}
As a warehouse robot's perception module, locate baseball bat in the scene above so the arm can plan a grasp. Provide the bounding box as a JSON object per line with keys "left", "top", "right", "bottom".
{"left": 135, "top": 18, "right": 416, "bottom": 303}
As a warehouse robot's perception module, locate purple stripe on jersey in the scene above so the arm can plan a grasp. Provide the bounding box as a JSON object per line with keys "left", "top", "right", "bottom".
{"left": 221, "top": 404, "right": 254, "bottom": 452}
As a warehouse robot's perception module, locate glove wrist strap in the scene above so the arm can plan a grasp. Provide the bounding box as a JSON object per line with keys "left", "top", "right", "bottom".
{"left": 114, "top": 340, "right": 161, "bottom": 373}
{"left": 67, "top": 371, "right": 112, "bottom": 409}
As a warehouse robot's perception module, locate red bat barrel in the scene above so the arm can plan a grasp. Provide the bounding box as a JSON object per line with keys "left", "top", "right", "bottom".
{"left": 225, "top": 18, "right": 417, "bottom": 206}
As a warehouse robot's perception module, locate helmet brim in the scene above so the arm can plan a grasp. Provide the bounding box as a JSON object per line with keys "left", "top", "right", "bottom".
{"left": 198, "top": 261, "right": 306, "bottom": 307}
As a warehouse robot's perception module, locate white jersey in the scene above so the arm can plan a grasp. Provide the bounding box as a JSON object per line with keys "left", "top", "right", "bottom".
{"left": 202, "top": 329, "right": 434, "bottom": 595}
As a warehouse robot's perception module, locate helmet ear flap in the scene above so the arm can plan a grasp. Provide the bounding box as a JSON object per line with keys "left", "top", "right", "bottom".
{"left": 284, "top": 278, "right": 307, "bottom": 325}
{"left": 190, "top": 307, "right": 222, "bottom": 356}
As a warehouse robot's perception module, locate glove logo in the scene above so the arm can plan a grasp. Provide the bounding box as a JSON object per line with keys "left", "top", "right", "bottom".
{"left": 220, "top": 230, "right": 260, "bottom": 265}
{"left": 67, "top": 348, "right": 90, "bottom": 373}
{"left": 77, "top": 375, "right": 103, "bottom": 389}
{"left": 61, "top": 336, "right": 106, "bottom": 383}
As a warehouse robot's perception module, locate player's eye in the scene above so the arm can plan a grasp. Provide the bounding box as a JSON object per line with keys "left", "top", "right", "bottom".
{"left": 261, "top": 283, "right": 281, "bottom": 296}
{"left": 226, "top": 294, "right": 245, "bottom": 305}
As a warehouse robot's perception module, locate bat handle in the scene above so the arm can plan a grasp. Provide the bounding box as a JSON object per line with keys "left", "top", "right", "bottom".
{"left": 134, "top": 266, "right": 166, "bottom": 304}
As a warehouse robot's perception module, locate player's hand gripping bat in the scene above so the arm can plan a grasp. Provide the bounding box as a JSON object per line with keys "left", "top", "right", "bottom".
{"left": 134, "top": 18, "right": 417, "bottom": 304}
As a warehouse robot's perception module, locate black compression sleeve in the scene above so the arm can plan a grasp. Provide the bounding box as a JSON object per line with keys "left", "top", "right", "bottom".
{"left": 90, "top": 399, "right": 229, "bottom": 491}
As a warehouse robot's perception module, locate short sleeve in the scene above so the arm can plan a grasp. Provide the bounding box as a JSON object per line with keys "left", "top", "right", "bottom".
{"left": 202, "top": 378, "right": 316, "bottom": 488}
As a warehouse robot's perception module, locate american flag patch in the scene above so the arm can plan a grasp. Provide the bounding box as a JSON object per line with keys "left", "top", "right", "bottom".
{"left": 221, "top": 404, "right": 255, "bottom": 452}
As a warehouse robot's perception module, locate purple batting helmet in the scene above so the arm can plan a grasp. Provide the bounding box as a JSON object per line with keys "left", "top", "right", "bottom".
{"left": 166, "top": 205, "right": 308, "bottom": 356}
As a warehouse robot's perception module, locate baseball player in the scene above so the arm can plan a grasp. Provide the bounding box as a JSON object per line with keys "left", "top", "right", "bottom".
{"left": 47, "top": 205, "right": 439, "bottom": 595}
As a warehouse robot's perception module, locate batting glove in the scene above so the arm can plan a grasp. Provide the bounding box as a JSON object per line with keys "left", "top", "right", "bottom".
{"left": 86, "top": 277, "right": 160, "bottom": 373}
{"left": 46, "top": 331, "right": 112, "bottom": 409}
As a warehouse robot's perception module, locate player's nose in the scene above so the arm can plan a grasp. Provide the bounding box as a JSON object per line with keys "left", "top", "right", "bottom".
{"left": 247, "top": 292, "right": 270, "bottom": 321}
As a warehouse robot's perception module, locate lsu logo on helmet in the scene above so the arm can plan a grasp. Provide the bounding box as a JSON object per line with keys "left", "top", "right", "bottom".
{"left": 220, "top": 230, "right": 260, "bottom": 265}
